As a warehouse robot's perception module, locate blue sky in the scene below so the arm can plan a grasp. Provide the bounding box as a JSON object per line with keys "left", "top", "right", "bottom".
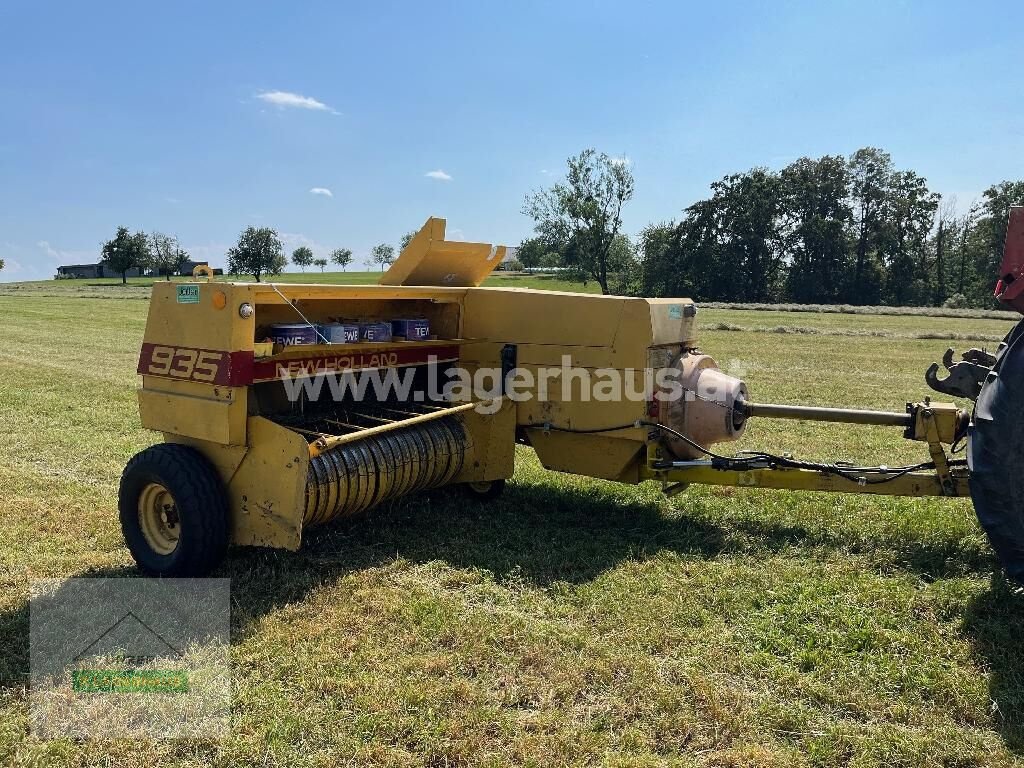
{"left": 1, "top": 0, "right": 1022, "bottom": 281}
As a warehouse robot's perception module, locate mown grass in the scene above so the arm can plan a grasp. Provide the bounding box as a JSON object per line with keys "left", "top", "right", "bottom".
{"left": 703, "top": 302, "right": 1019, "bottom": 322}
{"left": 1, "top": 288, "right": 1024, "bottom": 766}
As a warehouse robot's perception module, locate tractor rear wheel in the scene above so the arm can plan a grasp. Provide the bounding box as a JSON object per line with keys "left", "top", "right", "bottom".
{"left": 119, "top": 444, "right": 229, "bottom": 577}
{"left": 969, "top": 319, "right": 1024, "bottom": 582}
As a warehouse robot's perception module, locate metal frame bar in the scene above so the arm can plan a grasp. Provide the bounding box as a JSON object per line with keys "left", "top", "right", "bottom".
{"left": 307, "top": 400, "right": 484, "bottom": 457}
{"left": 641, "top": 461, "right": 970, "bottom": 497}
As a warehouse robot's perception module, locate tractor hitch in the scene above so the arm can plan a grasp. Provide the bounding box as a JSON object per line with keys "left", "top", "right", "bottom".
{"left": 925, "top": 347, "right": 994, "bottom": 401}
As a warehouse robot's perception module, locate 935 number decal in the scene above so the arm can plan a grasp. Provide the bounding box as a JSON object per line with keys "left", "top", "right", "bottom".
{"left": 143, "top": 346, "right": 224, "bottom": 383}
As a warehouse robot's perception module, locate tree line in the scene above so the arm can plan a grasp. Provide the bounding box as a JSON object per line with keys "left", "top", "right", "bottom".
{"left": 97, "top": 225, "right": 406, "bottom": 283}
{"left": 521, "top": 148, "right": 1024, "bottom": 308}
{"left": 93, "top": 148, "right": 1020, "bottom": 304}
{"left": 98, "top": 227, "right": 193, "bottom": 283}
{"left": 226, "top": 228, "right": 400, "bottom": 281}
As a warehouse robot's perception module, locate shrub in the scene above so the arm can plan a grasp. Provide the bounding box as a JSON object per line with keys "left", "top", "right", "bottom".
{"left": 942, "top": 293, "right": 969, "bottom": 309}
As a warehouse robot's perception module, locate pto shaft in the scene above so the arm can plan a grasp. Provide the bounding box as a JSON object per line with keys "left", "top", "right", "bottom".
{"left": 742, "top": 401, "right": 912, "bottom": 428}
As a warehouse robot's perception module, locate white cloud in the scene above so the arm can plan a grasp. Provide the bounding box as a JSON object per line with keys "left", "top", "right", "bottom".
{"left": 609, "top": 156, "right": 631, "bottom": 167}
{"left": 425, "top": 169, "right": 452, "bottom": 181}
{"left": 279, "top": 233, "right": 330, "bottom": 269}
{"left": 1, "top": 258, "right": 24, "bottom": 275}
{"left": 28, "top": 240, "right": 95, "bottom": 279}
{"left": 37, "top": 240, "right": 60, "bottom": 259}
{"left": 0, "top": 241, "right": 93, "bottom": 282}
{"left": 309, "top": 187, "right": 333, "bottom": 197}
{"left": 37, "top": 240, "right": 91, "bottom": 263}
{"left": 256, "top": 90, "right": 335, "bottom": 113}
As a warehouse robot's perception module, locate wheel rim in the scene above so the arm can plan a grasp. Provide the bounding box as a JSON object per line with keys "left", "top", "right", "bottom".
{"left": 137, "top": 482, "right": 180, "bottom": 556}
{"left": 468, "top": 481, "right": 493, "bottom": 494}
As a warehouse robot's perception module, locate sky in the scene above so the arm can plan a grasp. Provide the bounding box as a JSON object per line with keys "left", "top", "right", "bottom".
{"left": 1, "top": 0, "right": 1022, "bottom": 281}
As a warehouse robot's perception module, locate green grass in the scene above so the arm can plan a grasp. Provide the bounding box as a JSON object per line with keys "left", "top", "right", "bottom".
{"left": 2, "top": 286, "right": 1024, "bottom": 766}
{"left": 702, "top": 308, "right": 1013, "bottom": 342}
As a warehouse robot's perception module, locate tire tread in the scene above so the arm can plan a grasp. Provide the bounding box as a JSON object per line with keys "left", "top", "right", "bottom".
{"left": 119, "top": 444, "right": 229, "bottom": 576}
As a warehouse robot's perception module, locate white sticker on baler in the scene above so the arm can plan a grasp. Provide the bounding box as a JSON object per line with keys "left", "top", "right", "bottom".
{"left": 176, "top": 285, "right": 200, "bottom": 304}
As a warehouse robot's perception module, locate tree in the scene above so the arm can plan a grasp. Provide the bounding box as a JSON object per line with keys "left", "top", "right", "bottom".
{"left": 953, "top": 204, "right": 982, "bottom": 298}
{"left": 848, "top": 148, "right": 893, "bottom": 304}
{"left": 226, "top": 227, "right": 286, "bottom": 282}
{"left": 641, "top": 200, "right": 735, "bottom": 301}
{"left": 538, "top": 249, "right": 562, "bottom": 269}
{"left": 709, "top": 169, "right": 785, "bottom": 302}
{"left": 878, "top": 169, "right": 939, "bottom": 305}
{"left": 149, "top": 232, "right": 190, "bottom": 280}
{"left": 399, "top": 231, "right": 417, "bottom": 251}
{"left": 607, "top": 233, "right": 639, "bottom": 294}
{"left": 330, "top": 247, "right": 353, "bottom": 271}
{"left": 0, "top": 259, "right": 4, "bottom": 274}
{"left": 516, "top": 237, "right": 545, "bottom": 269}
{"left": 779, "top": 156, "right": 852, "bottom": 303}
{"left": 931, "top": 197, "right": 959, "bottom": 305}
{"left": 637, "top": 221, "right": 679, "bottom": 297}
{"left": 314, "top": 258, "right": 328, "bottom": 272}
{"left": 291, "top": 246, "right": 314, "bottom": 272}
{"left": 516, "top": 236, "right": 563, "bottom": 270}
{"left": 523, "top": 148, "right": 634, "bottom": 294}
{"left": 101, "top": 226, "right": 150, "bottom": 284}
{"left": 371, "top": 243, "right": 395, "bottom": 271}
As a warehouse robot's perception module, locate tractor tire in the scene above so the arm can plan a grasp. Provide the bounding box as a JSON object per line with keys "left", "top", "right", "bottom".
{"left": 969, "top": 318, "right": 1024, "bottom": 582}
{"left": 119, "top": 443, "right": 229, "bottom": 577}
{"left": 461, "top": 479, "right": 506, "bottom": 501}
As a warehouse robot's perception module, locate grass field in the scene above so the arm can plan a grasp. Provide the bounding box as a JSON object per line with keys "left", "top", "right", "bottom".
{"left": 2, "top": 277, "right": 1024, "bottom": 766}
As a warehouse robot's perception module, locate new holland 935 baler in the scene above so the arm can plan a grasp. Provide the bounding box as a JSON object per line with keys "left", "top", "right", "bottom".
{"left": 120, "top": 210, "right": 1024, "bottom": 579}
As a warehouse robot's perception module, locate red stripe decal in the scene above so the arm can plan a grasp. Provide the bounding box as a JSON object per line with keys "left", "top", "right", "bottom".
{"left": 138, "top": 343, "right": 459, "bottom": 386}
{"left": 138, "top": 343, "right": 252, "bottom": 386}
{"left": 251, "top": 345, "right": 459, "bottom": 383}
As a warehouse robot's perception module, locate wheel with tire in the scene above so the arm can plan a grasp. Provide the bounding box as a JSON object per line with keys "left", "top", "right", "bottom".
{"left": 461, "top": 479, "right": 506, "bottom": 501}
{"left": 969, "top": 318, "right": 1024, "bottom": 582}
{"left": 119, "top": 444, "right": 229, "bottom": 577}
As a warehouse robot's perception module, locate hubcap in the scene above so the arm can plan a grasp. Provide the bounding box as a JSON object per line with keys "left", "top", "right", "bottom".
{"left": 137, "top": 483, "right": 180, "bottom": 555}
{"left": 468, "top": 481, "right": 493, "bottom": 494}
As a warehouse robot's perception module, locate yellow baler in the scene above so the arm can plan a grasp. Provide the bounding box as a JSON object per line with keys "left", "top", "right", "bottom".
{"left": 121, "top": 215, "right": 1022, "bottom": 579}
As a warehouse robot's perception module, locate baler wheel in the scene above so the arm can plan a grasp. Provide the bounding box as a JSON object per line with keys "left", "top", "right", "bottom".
{"left": 969, "top": 319, "right": 1024, "bottom": 582}
{"left": 462, "top": 479, "right": 506, "bottom": 501}
{"left": 119, "top": 444, "right": 229, "bottom": 577}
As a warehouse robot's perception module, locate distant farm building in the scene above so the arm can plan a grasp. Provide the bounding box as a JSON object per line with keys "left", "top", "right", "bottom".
{"left": 56, "top": 263, "right": 143, "bottom": 279}
{"left": 55, "top": 261, "right": 221, "bottom": 279}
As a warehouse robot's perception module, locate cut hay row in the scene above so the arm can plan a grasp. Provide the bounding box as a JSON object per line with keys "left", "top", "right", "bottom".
{"left": 702, "top": 302, "right": 1018, "bottom": 321}
{"left": 704, "top": 322, "right": 1006, "bottom": 344}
